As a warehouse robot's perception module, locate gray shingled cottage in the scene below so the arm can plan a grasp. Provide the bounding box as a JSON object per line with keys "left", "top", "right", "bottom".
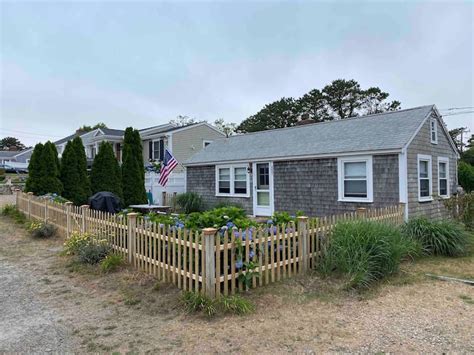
{"left": 184, "top": 105, "right": 459, "bottom": 220}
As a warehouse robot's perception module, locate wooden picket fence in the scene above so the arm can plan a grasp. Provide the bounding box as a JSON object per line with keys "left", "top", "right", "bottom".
{"left": 15, "top": 191, "right": 404, "bottom": 298}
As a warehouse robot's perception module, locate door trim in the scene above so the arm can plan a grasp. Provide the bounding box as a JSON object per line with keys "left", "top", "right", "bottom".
{"left": 252, "top": 161, "right": 274, "bottom": 217}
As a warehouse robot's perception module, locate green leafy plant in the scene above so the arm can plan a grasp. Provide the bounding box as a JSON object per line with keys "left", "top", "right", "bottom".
{"left": 319, "top": 220, "right": 420, "bottom": 288}
{"left": 27, "top": 221, "right": 57, "bottom": 238}
{"left": 77, "top": 240, "right": 111, "bottom": 264}
{"left": 64, "top": 232, "right": 95, "bottom": 255}
{"left": 443, "top": 193, "right": 474, "bottom": 229}
{"left": 403, "top": 217, "right": 471, "bottom": 257}
{"left": 176, "top": 192, "right": 204, "bottom": 214}
{"left": 100, "top": 254, "right": 124, "bottom": 272}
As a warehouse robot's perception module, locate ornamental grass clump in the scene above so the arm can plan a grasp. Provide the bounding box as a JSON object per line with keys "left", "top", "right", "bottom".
{"left": 403, "top": 217, "right": 471, "bottom": 257}
{"left": 319, "top": 220, "right": 420, "bottom": 289}
{"left": 181, "top": 291, "right": 254, "bottom": 317}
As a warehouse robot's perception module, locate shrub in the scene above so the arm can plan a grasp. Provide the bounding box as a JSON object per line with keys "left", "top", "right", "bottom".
{"left": 122, "top": 127, "right": 147, "bottom": 206}
{"left": 1, "top": 204, "right": 26, "bottom": 224}
{"left": 27, "top": 221, "right": 57, "bottom": 238}
{"left": 458, "top": 161, "right": 474, "bottom": 193}
{"left": 444, "top": 193, "right": 474, "bottom": 229}
{"left": 319, "top": 220, "right": 419, "bottom": 288}
{"left": 90, "top": 141, "right": 123, "bottom": 199}
{"left": 182, "top": 291, "right": 254, "bottom": 317}
{"left": 176, "top": 192, "right": 204, "bottom": 214}
{"left": 77, "top": 240, "right": 111, "bottom": 264}
{"left": 403, "top": 217, "right": 471, "bottom": 257}
{"left": 64, "top": 232, "right": 95, "bottom": 255}
{"left": 100, "top": 254, "right": 124, "bottom": 272}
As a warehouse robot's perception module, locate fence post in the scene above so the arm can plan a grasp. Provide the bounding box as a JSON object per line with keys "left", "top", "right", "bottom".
{"left": 14, "top": 189, "right": 20, "bottom": 207}
{"left": 297, "top": 216, "right": 309, "bottom": 272}
{"left": 162, "top": 191, "right": 166, "bottom": 206}
{"left": 202, "top": 227, "right": 217, "bottom": 298}
{"left": 80, "top": 205, "right": 89, "bottom": 233}
{"left": 127, "top": 213, "right": 138, "bottom": 264}
{"left": 65, "top": 202, "right": 73, "bottom": 238}
{"left": 44, "top": 199, "right": 48, "bottom": 222}
{"left": 356, "top": 207, "right": 367, "bottom": 220}
{"left": 27, "top": 192, "right": 33, "bottom": 219}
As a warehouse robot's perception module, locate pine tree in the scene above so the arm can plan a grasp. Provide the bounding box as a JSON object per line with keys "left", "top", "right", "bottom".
{"left": 72, "top": 137, "right": 91, "bottom": 205}
{"left": 122, "top": 127, "right": 147, "bottom": 206}
{"left": 91, "top": 141, "right": 122, "bottom": 199}
{"left": 25, "top": 143, "right": 44, "bottom": 194}
{"left": 39, "top": 141, "right": 63, "bottom": 195}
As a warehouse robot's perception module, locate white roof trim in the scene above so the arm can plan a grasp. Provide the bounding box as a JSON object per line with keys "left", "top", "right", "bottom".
{"left": 184, "top": 148, "right": 402, "bottom": 166}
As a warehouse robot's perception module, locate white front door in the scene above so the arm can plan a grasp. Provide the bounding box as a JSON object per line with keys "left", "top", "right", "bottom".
{"left": 253, "top": 162, "right": 274, "bottom": 216}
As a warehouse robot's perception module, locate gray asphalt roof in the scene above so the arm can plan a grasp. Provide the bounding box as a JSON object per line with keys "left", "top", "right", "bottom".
{"left": 54, "top": 133, "right": 79, "bottom": 145}
{"left": 101, "top": 128, "right": 124, "bottom": 136}
{"left": 0, "top": 150, "right": 21, "bottom": 158}
{"left": 185, "top": 105, "right": 434, "bottom": 165}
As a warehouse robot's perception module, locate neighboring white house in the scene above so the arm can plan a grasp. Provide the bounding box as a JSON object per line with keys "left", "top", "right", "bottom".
{"left": 54, "top": 122, "right": 225, "bottom": 204}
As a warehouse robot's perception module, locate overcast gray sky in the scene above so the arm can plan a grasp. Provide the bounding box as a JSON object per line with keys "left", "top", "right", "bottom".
{"left": 1, "top": 1, "right": 473, "bottom": 146}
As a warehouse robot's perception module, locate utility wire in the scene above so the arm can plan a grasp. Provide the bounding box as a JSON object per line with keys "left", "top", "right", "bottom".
{"left": 0, "top": 128, "right": 64, "bottom": 138}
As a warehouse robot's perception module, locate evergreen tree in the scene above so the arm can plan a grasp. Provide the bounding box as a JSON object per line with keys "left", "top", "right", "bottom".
{"left": 60, "top": 141, "right": 80, "bottom": 202}
{"left": 25, "top": 143, "right": 44, "bottom": 194}
{"left": 122, "top": 127, "right": 147, "bottom": 205}
{"left": 72, "top": 137, "right": 91, "bottom": 204}
{"left": 91, "top": 141, "right": 122, "bottom": 198}
{"left": 39, "top": 141, "right": 63, "bottom": 195}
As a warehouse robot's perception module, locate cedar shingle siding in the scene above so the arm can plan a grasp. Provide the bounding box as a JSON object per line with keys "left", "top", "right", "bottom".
{"left": 186, "top": 165, "right": 253, "bottom": 213}
{"left": 406, "top": 114, "right": 458, "bottom": 219}
{"left": 273, "top": 155, "right": 399, "bottom": 216}
{"left": 186, "top": 154, "right": 399, "bottom": 217}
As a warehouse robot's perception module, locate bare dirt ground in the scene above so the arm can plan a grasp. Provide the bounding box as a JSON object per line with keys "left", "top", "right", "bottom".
{"left": 1, "top": 196, "right": 473, "bottom": 353}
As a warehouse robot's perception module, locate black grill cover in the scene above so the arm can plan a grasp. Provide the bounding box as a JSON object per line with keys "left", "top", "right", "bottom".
{"left": 88, "top": 191, "right": 121, "bottom": 213}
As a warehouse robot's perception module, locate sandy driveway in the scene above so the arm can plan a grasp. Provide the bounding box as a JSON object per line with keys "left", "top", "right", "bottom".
{"left": 0, "top": 195, "right": 473, "bottom": 353}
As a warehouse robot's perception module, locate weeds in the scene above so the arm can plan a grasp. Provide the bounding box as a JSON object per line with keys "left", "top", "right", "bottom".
{"left": 181, "top": 291, "right": 254, "bottom": 317}
{"left": 100, "top": 254, "right": 124, "bottom": 273}
{"left": 1, "top": 204, "right": 26, "bottom": 224}
{"left": 27, "top": 220, "right": 57, "bottom": 238}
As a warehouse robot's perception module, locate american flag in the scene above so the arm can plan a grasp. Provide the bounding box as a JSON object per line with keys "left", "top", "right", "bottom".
{"left": 159, "top": 149, "right": 178, "bottom": 186}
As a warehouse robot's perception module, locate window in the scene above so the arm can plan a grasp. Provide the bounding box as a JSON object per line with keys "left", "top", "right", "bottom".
{"left": 216, "top": 165, "right": 249, "bottom": 196}
{"left": 203, "top": 140, "right": 213, "bottom": 148}
{"left": 153, "top": 141, "right": 160, "bottom": 160}
{"left": 438, "top": 157, "right": 449, "bottom": 197}
{"left": 417, "top": 154, "right": 432, "bottom": 201}
{"left": 430, "top": 119, "right": 438, "bottom": 144}
{"left": 337, "top": 156, "right": 373, "bottom": 202}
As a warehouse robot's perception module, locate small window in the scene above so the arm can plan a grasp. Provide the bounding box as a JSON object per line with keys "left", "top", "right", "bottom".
{"left": 152, "top": 141, "right": 160, "bottom": 160}
{"left": 216, "top": 165, "right": 249, "bottom": 196}
{"left": 430, "top": 119, "right": 438, "bottom": 144}
{"left": 418, "top": 154, "right": 432, "bottom": 201}
{"left": 438, "top": 157, "right": 449, "bottom": 197}
{"left": 337, "top": 156, "right": 373, "bottom": 202}
{"left": 203, "top": 140, "right": 213, "bottom": 148}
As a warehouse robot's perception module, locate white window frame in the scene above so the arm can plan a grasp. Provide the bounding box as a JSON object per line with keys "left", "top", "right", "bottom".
{"left": 337, "top": 155, "right": 373, "bottom": 203}
{"left": 417, "top": 154, "right": 433, "bottom": 202}
{"left": 215, "top": 164, "right": 250, "bottom": 197}
{"left": 203, "top": 140, "right": 213, "bottom": 148}
{"left": 437, "top": 156, "right": 450, "bottom": 198}
{"left": 151, "top": 139, "right": 161, "bottom": 161}
{"left": 430, "top": 118, "right": 438, "bottom": 144}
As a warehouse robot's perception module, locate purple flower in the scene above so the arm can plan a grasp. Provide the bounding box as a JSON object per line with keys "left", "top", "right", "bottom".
{"left": 226, "top": 221, "right": 235, "bottom": 229}
{"left": 236, "top": 259, "right": 243, "bottom": 270}
{"left": 242, "top": 230, "right": 253, "bottom": 241}
{"left": 267, "top": 219, "right": 274, "bottom": 225}
{"left": 249, "top": 250, "right": 255, "bottom": 259}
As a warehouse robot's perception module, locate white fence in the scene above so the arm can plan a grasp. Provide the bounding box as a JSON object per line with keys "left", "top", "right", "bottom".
{"left": 144, "top": 171, "right": 185, "bottom": 205}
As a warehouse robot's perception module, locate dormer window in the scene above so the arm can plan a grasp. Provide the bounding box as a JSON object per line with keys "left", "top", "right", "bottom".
{"left": 430, "top": 119, "right": 438, "bottom": 144}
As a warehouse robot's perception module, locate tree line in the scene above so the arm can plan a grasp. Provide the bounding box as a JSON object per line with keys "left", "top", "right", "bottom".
{"left": 25, "top": 127, "right": 147, "bottom": 206}
{"left": 237, "top": 79, "right": 401, "bottom": 132}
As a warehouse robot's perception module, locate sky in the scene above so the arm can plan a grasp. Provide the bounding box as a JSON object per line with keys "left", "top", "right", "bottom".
{"left": 1, "top": 0, "right": 473, "bottom": 146}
